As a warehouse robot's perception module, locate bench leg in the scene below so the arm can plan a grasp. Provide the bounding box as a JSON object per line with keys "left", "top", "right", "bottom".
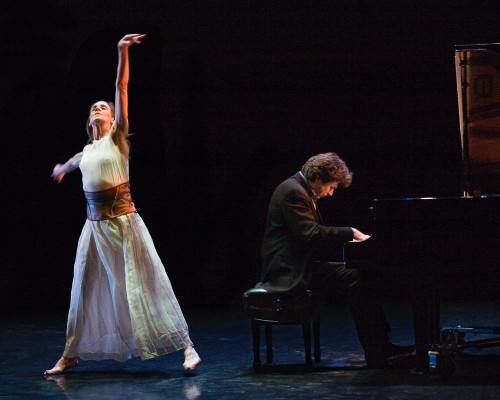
{"left": 303, "top": 321, "right": 312, "bottom": 366}
{"left": 313, "top": 315, "right": 321, "bottom": 363}
{"left": 265, "top": 324, "right": 273, "bottom": 364}
{"left": 251, "top": 319, "right": 262, "bottom": 371}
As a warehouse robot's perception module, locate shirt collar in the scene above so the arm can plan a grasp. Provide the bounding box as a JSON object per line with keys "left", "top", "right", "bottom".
{"left": 299, "top": 172, "right": 318, "bottom": 203}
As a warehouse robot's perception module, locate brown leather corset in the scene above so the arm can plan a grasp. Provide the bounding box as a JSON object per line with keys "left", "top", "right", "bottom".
{"left": 84, "top": 182, "right": 137, "bottom": 221}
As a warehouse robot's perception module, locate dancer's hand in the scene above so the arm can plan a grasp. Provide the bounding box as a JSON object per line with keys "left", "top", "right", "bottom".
{"left": 118, "top": 33, "right": 146, "bottom": 50}
{"left": 51, "top": 164, "right": 65, "bottom": 183}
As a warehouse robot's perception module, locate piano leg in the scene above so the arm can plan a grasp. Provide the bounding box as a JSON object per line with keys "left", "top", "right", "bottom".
{"left": 412, "top": 285, "right": 440, "bottom": 373}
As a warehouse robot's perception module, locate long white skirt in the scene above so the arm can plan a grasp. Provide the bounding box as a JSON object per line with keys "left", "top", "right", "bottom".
{"left": 63, "top": 213, "right": 192, "bottom": 362}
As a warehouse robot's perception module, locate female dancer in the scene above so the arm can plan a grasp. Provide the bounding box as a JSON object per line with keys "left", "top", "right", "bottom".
{"left": 45, "top": 33, "right": 200, "bottom": 374}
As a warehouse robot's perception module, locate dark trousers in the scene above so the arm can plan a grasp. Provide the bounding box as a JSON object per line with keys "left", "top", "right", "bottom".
{"left": 307, "top": 262, "right": 391, "bottom": 353}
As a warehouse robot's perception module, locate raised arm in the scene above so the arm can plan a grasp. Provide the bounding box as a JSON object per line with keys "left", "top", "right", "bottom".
{"left": 51, "top": 152, "right": 83, "bottom": 184}
{"left": 112, "top": 33, "right": 146, "bottom": 155}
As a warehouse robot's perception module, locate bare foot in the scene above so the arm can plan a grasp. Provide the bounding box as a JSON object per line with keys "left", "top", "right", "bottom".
{"left": 44, "top": 357, "right": 78, "bottom": 375}
{"left": 183, "top": 346, "right": 201, "bottom": 371}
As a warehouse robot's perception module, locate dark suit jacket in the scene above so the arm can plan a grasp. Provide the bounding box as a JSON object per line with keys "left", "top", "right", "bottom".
{"left": 260, "top": 172, "right": 353, "bottom": 295}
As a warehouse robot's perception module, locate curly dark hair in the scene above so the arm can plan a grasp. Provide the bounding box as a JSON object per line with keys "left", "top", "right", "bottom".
{"left": 301, "top": 152, "right": 352, "bottom": 188}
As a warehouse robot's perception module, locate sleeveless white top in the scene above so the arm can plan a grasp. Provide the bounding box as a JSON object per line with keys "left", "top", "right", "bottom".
{"left": 80, "top": 134, "right": 129, "bottom": 192}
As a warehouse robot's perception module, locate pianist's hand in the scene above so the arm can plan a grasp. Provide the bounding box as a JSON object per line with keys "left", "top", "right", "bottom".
{"left": 351, "top": 228, "right": 370, "bottom": 242}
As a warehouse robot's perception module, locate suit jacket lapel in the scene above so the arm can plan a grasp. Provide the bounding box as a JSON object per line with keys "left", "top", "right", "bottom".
{"left": 314, "top": 202, "right": 324, "bottom": 223}
{"left": 294, "top": 172, "right": 323, "bottom": 223}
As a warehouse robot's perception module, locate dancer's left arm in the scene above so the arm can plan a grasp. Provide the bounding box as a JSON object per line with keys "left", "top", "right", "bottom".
{"left": 111, "top": 33, "right": 146, "bottom": 156}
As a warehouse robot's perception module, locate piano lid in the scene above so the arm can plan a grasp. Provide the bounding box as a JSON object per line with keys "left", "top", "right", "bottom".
{"left": 455, "top": 43, "right": 500, "bottom": 196}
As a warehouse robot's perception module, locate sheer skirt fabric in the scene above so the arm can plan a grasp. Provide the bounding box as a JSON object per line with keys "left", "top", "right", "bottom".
{"left": 63, "top": 213, "right": 192, "bottom": 362}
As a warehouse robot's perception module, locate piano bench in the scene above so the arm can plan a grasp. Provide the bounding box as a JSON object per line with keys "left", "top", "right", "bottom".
{"left": 242, "top": 287, "right": 320, "bottom": 372}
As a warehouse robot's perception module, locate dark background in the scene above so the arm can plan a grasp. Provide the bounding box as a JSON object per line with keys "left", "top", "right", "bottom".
{"left": 1, "top": 1, "right": 498, "bottom": 316}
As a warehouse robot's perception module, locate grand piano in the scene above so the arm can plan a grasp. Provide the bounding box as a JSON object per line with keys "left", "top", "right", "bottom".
{"left": 343, "top": 43, "right": 500, "bottom": 373}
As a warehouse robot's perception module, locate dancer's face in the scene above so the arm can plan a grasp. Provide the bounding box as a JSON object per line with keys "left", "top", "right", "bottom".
{"left": 89, "top": 101, "right": 114, "bottom": 128}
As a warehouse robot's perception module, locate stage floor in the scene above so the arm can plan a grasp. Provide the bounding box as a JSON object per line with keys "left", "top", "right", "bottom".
{"left": 1, "top": 302, "right": 499, "bottom": 399}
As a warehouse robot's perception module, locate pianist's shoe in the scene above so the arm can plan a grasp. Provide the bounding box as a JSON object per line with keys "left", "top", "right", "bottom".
{"left": 364, "top": 343, "right": 415, "bottom": 369}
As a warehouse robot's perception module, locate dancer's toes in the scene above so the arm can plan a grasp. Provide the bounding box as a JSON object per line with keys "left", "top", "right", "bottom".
{"left": 183, "top": 346, "right": 201, "bottom": 371}
{"left": 44, "top": 357, "right": 78, "bottom": 375}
